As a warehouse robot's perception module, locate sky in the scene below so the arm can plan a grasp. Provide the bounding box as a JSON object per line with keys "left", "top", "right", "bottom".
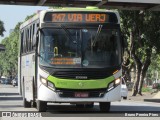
{"left": 0, "top": 5, "right": 48, "bottom": 41}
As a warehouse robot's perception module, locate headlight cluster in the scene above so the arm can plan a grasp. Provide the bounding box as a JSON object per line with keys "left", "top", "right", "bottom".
{"left": 40, "top": 77, "right": 55, "bottom": 91}
{"left": 107, "top": 78, "right": 121, "bottom": 91}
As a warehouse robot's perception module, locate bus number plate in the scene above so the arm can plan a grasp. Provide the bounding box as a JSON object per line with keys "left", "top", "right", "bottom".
{"left": 75, "top": 92, "right": 89, "bottom": 98}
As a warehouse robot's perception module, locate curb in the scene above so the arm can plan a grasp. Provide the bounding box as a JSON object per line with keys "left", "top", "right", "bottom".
{"left": 144, "top": 99, "right": 160, "bottom": 103}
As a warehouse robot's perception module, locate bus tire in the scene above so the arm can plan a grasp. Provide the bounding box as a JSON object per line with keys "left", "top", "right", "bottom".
{"left": 123, "top": 97, "right": 127, "bottom": 100}
{"left": 85, "top": 103, "right": 94, "bottom": 108}
{"left": 32, "top": 101, "right": 37, "bottom": 108}
{"left": 23, "top": 98, "right": 31, "bottom": 108}
{"left": 99, "top": 102, "right": 110, "bottom": 112}
{"left": 36, "top": 100, "right": 47, "bottom": 112}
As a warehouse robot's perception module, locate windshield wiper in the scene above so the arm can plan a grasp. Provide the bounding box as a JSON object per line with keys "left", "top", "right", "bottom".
{"left": 60, "top": 25, "right": 77, "bottom": 44}
{"left": 92, "top": 25, "right": 103, "bottom": 46}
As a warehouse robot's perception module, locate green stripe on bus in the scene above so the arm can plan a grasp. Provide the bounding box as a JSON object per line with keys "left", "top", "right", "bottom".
{"left": 47, "top": 76, "right": 114, "bottom": 89}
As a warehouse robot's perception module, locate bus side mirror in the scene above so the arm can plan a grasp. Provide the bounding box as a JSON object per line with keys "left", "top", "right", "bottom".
{"left": 0, "top": 44, "right": 5, "bottom": 51}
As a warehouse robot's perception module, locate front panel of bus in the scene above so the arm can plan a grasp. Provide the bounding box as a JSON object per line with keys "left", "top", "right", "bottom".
{"left": 37, "top": 11, "right": 122, "bottom": 102}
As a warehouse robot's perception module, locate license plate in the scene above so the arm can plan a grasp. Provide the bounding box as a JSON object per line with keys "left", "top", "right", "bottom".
{"left": 75, "top": 92, "right": 89, "bottom": 98}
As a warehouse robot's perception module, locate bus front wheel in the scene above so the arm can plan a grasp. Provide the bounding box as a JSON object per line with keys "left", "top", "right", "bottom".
{"left": 99, "top": 102, "right": 110, "bottom": 112}
{"left": 23, "top": 98, "right": 31, "bottom": 108}
{"left": 36, "top": 100, "right": 47, "bottom": 112}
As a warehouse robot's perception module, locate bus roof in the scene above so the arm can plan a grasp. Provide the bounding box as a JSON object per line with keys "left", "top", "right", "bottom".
{"left": 47, "top": 7, "right": 107, "bottom": 12}
{"left": 20, "top": 7, "right": 120, "bottom": 29}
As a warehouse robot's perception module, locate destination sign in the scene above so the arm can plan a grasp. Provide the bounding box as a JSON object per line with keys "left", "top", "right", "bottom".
{"left": 44, "top": 13, "right": 112, "bottom": 23}
{"left": 50, "top": 57, "right": 81, "bottom": 65}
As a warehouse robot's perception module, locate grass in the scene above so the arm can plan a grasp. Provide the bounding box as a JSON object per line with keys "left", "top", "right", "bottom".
{"left": 142, "top": 87, "right": 152, "bottom": 92}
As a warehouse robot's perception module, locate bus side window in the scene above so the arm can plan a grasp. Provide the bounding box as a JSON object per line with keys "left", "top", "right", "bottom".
{"left": 28, "top": 27, "right": 30, "bottom": 52}
{"left": 26, "top": 29, "right": 29, "bottom": 53}
{"left": 21, "top": 31, "right": 24, "bottom": 54}
{"left": 31, "top": 24, "right": 35, "bottom": 51}
{"left": 23, "top": 29, "right": 27, "bottom": 54}
{"left": 32, "top": 23, "right": 37, "bottom": 50}
{"left": 29, "top": 26, "right": 32, "bottom": 52}
{"left": 27, "top": 28, "right": 30, "bottom": 52}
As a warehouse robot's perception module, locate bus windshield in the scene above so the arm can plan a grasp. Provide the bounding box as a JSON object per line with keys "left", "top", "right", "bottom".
{"left": 39, "top": 25, "right": 121, "bottom": 68}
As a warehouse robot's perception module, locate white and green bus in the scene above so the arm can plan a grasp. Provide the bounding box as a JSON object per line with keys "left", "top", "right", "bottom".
{"left": 18, "top": 7, "right": 122, "bottom": 112}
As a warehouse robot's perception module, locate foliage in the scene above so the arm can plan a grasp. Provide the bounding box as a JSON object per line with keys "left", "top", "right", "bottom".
{"left": 119, "top": 10, "right": 160, "bottom": 96}
{"left": 0, "top": 23, "right": 21, "bottom": 78}
{"left": 147, "top": 54, "right": 160, "bottom": 81}
{"left": 0, "top": 13, "right": 35, "bottom": 78}
{"left": 25, "top": 13, "right": 36, "bottom": 21}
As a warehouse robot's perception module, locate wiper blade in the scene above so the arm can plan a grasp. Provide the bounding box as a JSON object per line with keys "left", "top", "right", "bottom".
{"left": 60, "top": 25, "right": 77, "bottom": 44}
{"left": 92, "top": 25, "right": 103, "bottom": 46}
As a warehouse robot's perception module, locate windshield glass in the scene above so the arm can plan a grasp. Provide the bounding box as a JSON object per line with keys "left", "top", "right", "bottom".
{"left": 39, "top": 25, "right": 121, "bottom": 68}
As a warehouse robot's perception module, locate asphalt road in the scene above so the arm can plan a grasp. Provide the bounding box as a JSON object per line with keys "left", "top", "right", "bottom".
{"left": 0, "top": 84, "right": 160, "bottom": 120}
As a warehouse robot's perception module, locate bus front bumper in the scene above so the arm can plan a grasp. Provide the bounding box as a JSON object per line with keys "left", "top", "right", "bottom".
{"left": 38, "top": 84, "right": 121, "bottom": 102}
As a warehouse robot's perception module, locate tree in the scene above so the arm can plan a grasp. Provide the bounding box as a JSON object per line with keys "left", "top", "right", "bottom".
{"left": 0, "top": 13, "right": 35, "bottom": 78}
{"left": 0, "top": 20, "right": 5, "bottom": 78}
{"left": 0, "top": 22, "right": 21, "bottom": 78}
{"left": 119, "top": 10, "right": 160, "bottom": 96}
{"left": 0, "top": 20, "right": 5, "bottom": 36}
{"left": 147, "top": 53, "right": 160, "bottom": 85}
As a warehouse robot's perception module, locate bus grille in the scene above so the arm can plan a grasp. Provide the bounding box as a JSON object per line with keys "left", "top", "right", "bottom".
{"left": 56, "top": 89, "right": 106, "bottom": 98}
{"left": 53, "top": 70, "right": 112, "bottom": 80}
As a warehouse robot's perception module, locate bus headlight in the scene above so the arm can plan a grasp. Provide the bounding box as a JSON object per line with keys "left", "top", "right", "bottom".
{"left": 107, "top": 78, "right": 121, "bottom": 91}
{"left": 40, "top": 77, "right": 56, "bottom": 91}
{"left": 41, "top": 78, "right": 47, "bottom": 86}
{"left": 115, "top": 78, "right": 121, "bottom": 85}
